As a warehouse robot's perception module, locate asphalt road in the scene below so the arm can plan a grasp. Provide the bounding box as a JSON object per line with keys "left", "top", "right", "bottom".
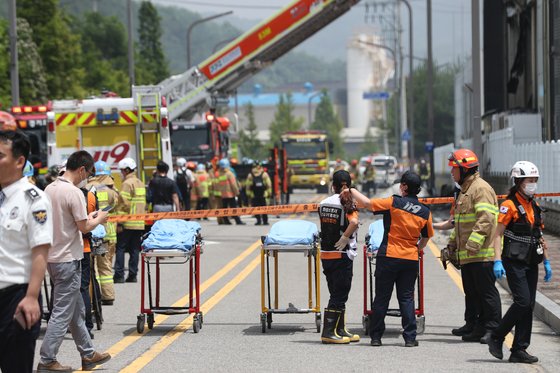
{"left": 34, "top": 188, "right": 560, "bottom": 372}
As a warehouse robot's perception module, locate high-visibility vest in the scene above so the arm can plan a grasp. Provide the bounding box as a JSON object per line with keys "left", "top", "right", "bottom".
{"left": 95, "top": 185, "right": 118, "bottom": 243}
{"left": 119, "top": 174, "right": 146, "bottom": 230}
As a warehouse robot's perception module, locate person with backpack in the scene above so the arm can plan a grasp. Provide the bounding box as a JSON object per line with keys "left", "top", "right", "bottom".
{"left": 174, "top": 158, "right": 194, "bottom": 211}
{"left": 246, "top": 162, "right": 272, "bottom": 225}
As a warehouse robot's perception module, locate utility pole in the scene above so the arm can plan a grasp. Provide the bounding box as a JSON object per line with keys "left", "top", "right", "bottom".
{"left": 127, "top": 0, "right": 135, "bottom": 89}
{"left": 401, "top": 0, "right": 414, "bottom": 162}
{"left": 426, "top": 0, "right": 435, "bottom": 193}
{"left": 9, "top": 0, "right": 19, "bottom": 106}
{"left": 186, "top": 11, "right": 233, "bottom": 69}
{"left": 471, "top": 0, "right": 482, "bottom": 173}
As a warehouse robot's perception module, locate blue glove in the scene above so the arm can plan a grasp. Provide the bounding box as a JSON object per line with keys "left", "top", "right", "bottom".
{"left": 493, "top": 260, "right": 505, "bottom": 280}
{"left": 544, "top": 259, "right": 552, "bottom": 282}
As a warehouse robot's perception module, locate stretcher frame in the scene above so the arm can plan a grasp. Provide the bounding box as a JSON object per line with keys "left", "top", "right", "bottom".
{"left": 259, "top": 236, "right": 321, "bottom": 333}
{"left": 362, "top": 236, "right": 426, "bottom": 335}
{"left": 136, "top": 236, "right": 203, "bottom": 334}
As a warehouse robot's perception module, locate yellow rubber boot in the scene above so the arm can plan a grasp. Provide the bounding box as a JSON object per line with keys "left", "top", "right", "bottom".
{"left": 321, "top": 309, "right": 351, "bottom": 344}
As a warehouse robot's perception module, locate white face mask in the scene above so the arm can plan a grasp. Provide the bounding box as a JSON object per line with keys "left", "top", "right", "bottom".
{"left": 76, "top": 178, "right": 87, "bottom": 189}
{"left": 523, "top": 182, "right": 537, "bottom": 196}
{"left": 454, "top": 182, "right": 462, "bottom": 190}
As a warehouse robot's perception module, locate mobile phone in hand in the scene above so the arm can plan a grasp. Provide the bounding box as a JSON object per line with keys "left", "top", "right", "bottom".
{"left": 102, "top": 205, "right": 113, "bottom": 212}
{"left": 14, "top": 311, "right": 27, "bottom": 329}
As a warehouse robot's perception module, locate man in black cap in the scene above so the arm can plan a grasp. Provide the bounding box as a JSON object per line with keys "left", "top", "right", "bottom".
{"left": 347, "top": 171, "right": 433, "bottom": 347}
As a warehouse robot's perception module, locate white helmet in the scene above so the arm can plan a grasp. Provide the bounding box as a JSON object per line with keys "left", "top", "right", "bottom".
{"left": 176, "top": 157, "right": 187, "bottom": 167}
{"left": 118, "top": 157, "right": 137, "bottom": 170}
{"left": 511, "top": 161, "right": 539, "bottom": 179}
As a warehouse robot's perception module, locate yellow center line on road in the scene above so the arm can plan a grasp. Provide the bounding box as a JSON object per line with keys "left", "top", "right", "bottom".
{"left": 426, "top": 240, "right": 514, "bottom": 348}
{"left": 103, "top": 239, "right": 261, "bottom": 361}
{"left": 120, "top": 254, "right": 261, "bottom": 373}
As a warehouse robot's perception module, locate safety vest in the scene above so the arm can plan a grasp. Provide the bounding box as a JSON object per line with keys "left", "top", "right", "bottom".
{"left": 217, "top": 169, "right": 238, "bottom": 199}
{"left": 119, "top": 173, "right": 146, "bottom": 230}
{"left": 194, "top": 171, "right": 210, "bottom": 199}
{"left": 94, "top": 184, "right": 118, "bottom": 243}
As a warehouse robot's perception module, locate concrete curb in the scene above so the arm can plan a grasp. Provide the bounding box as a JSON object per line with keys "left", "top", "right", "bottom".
{"left": 497, "top": 277, "right": 560, "bottom": 334}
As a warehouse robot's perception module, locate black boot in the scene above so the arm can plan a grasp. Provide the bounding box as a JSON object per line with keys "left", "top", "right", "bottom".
{"left": 321, "top": 309, "right": 350, "bottom": 344}
{"left": 451, "top": 323, "right": 474, "bottom": 336}
{"left": 336, "top": 310, "right": 360, "bottom": 342}
{"left": 487, "top": 334, "right": 504, "bottom": 360}
{"left": 509, "top": 350, "right": 538, "bottom": 364}
{"left": 461, "top": 326, "right": 486, "bottom": 342}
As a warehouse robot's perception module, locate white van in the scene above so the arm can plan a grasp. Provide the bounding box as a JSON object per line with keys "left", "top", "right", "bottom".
{"left": 371, "top": 155, "right": 398, "bottom": 187}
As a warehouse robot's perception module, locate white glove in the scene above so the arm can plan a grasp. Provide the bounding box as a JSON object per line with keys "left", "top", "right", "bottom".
{"left": 334, "top": 235, "right": 350, "bottom": 251}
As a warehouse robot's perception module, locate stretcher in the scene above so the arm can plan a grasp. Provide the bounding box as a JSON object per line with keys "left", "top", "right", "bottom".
{"left": 362, "top": 220, "right": 425, "bottom": 335}
{"left": 137, "top": 219, "right": 203, "bottom": 333}
{"left": 260, "top": 220, "right": 321, "bottom": 333}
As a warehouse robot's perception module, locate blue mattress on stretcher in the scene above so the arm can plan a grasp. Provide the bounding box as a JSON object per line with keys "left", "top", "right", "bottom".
{"left": 263, "top": 220, "right": 318, "bottom": 246}
{"left": 367, "top": 220, "right": 384, "bottom": 252}
{"left": 142, "top": 219, "right": 201, "bottom": 252}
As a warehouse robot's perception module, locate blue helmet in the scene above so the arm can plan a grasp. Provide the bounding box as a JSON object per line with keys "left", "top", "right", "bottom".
{"left": 23, "top": 160, "right": 34, "bottom": 177}
{"left": 94, "top": 160, "right": 111, "bottom": 175}
{"left": 218, "top": 158, "right": 230, "bottom": 168}
{"left": 196, "top": 163, "right": 206, "bottom": 171}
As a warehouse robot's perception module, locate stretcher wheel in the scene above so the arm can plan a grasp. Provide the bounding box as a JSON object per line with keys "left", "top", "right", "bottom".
{"left": 147, "top": 314, "right": 155, "bottom": 330}
{"left": 193, "top": 314, "right": 201, "bottom": 333}
{"left": 315, "top": 313, "right": 321, "bottom": 333}
{"left": 136, "top": 314, "right": 145, "bottom": 334}
{"left": 266, "top": 312, "right": 272, "bottom": 329}
{"left": 416, "top": 315, "right": 425, "bottom": 334}
{"left": 362, "top": 315, "right": 369, "bottom": 335}
{"left": 260, "top": 313, "right": 267, "bottom": 333}
{"left": 199, "top": 312, "right": 204, "bottom": 325}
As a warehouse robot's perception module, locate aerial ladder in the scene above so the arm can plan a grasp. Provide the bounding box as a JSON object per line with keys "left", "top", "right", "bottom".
{"left": 136, "top": 0, "right": 361, "bottom": 121}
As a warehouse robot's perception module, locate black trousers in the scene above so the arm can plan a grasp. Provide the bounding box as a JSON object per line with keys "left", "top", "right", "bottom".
{"left": 370, "top": 256, "right": 418, "bottom": 342}
{"left": 461, "top": 261, "right": 501, "bottom": 330}
{"left": 460, "top": 269, "right": 482, "bottom": 326}
{"left": 115, "top": 229, "right": 142, "bottom": 279}
{"left": 196, "top": 197, "right": 209, "bottom": 211}
{"left": 363, "top": 180, "right": 377, "bottom": 197}
{"left": 493, "top": 258, "right": 538, "bottom": 351}
{"left": 252, "top": 196, "right": 268, "bottom": 224}
{"left": 80, "top": 253, "right": 93, "bottom": 330}
{"left": 0, "top": 284, "right": 41, "bottom": 373}
{"left": 321, "top": 255, "right": 354, "bottom": 310}
{"left": 221, "top": 198, "right": 243, "bottom": 224}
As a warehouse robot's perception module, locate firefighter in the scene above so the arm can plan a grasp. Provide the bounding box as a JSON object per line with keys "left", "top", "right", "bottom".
{"left": 193, "top": 163, "right": 210, "bottom": 216}
{"left": 348, "top": 159, "right": 360, "bottom": 184}
{"left": 447, "top": 149, "right": 501, "bottom": 344}
{"left": 487, "top": 161, "right": 553, "bottom": 364}
{"left": 87, "top": 161, "right": 119, "bottom": 305}
{"left": 114, "top": 158, "right": 146, "bottom": 283}
{"left": 318, "top": 170, "right": 359, "bottom": 344}
{"left": 246, "top": 161, "right": 272, "bottom": 225}
{"left": 216, "top": 158, "right": 245, "bottom": 225}
{"left": 348, "top": 171, "right": 433, "bottom": 347}
{"left": 362, "top": 160, "right": 376, "bottom": 197}
{"left": 333, "top": 158, "right": 345, "bottom": 172}
{"left": 208, "top": 162, "right": 225, "bottom": 225}
{"left": 417, "top": 159, "right": 431, "bottom": 191}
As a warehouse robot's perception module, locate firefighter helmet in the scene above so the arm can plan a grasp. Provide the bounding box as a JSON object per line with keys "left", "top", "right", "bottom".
{"left": 351, "top": 159, "right": 358, "bottom": 166}
{"left": 218, "top": 158, "right": 230, "bottom": 168}
{"left": 118, "top": 157, "right": 137, "bottom": 170}
{"left": 187, "top": 161, "right": 197, "bottom": 170}
{"left": 94, "top": 161, "right": 111, "bottom": 176}
{"left": 448, "top": 149, "right": 479, "bottom": 169}
{"left": 23, "top": 160, "right": 34, "bottom": 177}
{"left": 176, "top": 157, "right": 187, "bottom": 167}
{"left": 196, "top": 163, "right": 206, "bottom": 172}
{"left": 511, "top": 161, "right": 539, "bottom": 179}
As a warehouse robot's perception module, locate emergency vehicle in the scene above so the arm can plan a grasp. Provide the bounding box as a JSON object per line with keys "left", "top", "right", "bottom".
{"left": 281, "top": 131, "right": 331, "bottom": 193}
{"left": 46, "top": 88, "right": 171, "bottom": 183}
{"left": 9, "top": 104, "right": 50, "bottom": 172}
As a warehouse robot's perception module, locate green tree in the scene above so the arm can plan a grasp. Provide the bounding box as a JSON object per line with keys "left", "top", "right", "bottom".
{"left": 311, "top": 91, "right": 344, "bottom": 158}
{"left": 269, "top": 92, "right": 304, "bottom": 146}
{"left": 0, "top": 19, "right": 11, "bottom": 106}
{"left": 79, "top": 12, "right": 129, "bottom": 96}
{"left": 238, "top": 102, "right": 264, "bottom": 160}
{"left": 17, "top": 18, "right": 48, "bottom": 103}
{"left": 136, "top": 1, "right": 169, "bottom": 84}
{"left": 17, "top": 0, "right": 85, "bottom": 98}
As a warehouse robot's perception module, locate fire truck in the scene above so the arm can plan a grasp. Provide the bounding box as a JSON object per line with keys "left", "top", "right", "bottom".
{"left": 281, "top": 131, "right": 331, "bottom": 193}
{"left": 46, "top": 89, "right": 171, "bottom": 183}
{"left": 9, "top": 104, "right": 50, "bottom": 171}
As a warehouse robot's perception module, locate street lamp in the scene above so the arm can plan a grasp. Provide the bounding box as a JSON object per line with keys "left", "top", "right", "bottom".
{"left": 186, "top": 11, "right": 233, "bottom": 69}
{"left": 212, "top": 35, "right": 240, "bottom": 54}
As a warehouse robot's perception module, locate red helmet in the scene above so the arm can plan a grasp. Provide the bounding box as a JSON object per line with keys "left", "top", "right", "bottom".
{"left": 448, "top": 149, "right": 479, "bottom": 169}
{"left": 187, "top": 161, "right": 197, "bottom": 170}
{"left": 351, "top": 159, "right": 358, "bottom": 166}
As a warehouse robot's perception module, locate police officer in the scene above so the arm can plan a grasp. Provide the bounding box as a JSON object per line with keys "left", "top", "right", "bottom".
{"left": 115, "top": 158, "right": 146, "bottom": 283}
{"left": 348, "top": 171, "right": 433, "bottom": 347}
{"left": 447, "top": 149, "right": 501, "bottom": 344}
{"left": 87, "top": 161, "right": 119, "bottom": 305}
{"left": 487, "top": 161, "right": 553, "bottom": 364}
{"left": 319, "top": 170, "right": 360, "bottom": 344}
{"left": 246, "top": 161, "right": 272, "bottom": 225}
{"left": 148, "top": 161, "right": 180, "bottom": 212}
{"left": 0, "top": 130, "right": 52, "bottom": 372}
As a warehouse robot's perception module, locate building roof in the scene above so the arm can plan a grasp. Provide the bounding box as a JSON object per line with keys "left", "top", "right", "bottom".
{"left": 230, "top": 92, "right": 327, "bottom": 108}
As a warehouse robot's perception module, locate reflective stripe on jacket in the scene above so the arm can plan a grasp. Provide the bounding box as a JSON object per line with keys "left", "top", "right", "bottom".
{"left": 118, "top": 173, "right": 146, "bottom": 230}
{"left": 450, "top": 173, "right": 498, "bottom": 264}
{"left": 216, "top": 168, "right": 239, "bottom": 199}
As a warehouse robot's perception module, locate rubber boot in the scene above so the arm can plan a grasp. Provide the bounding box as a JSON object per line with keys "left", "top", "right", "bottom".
{"left": 336, "top": 309, "right": 360, "bottom": 342}
{"left": 321, "top": 309, "right": 350, "bottom": 344}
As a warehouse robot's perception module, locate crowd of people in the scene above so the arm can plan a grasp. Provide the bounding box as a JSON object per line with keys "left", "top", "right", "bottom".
{"left": 0, "top": 126, "right": 555, "bottom": 371}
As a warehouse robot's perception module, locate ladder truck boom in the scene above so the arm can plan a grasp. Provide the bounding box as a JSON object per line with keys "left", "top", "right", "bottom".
{"left": 149, "top": 0, "right": 360, "bottom": 121}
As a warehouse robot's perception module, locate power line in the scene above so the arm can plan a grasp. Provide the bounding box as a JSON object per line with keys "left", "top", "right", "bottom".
{"left": 154, "top": 0, "right": 280, "bottom": 10}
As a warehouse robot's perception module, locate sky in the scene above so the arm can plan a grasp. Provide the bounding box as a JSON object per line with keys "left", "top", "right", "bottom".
{"left": 152, "top": 0, "right": 473, "bottom": 67}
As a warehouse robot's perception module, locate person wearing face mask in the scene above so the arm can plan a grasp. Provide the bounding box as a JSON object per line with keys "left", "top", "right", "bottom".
{"left": 486, "top": 161, "right": 553, "bottom": 364}
{"left": 446, "top": 149, "right": 501, "bottom": 345}
{"left": 348, "top": 171, "right": 433, "bottom": 347}
{"left": 39, "top": 150, "right": 111, "bottom": 372}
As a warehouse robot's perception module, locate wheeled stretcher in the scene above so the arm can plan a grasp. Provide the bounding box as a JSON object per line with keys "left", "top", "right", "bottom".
{"left": 260, "top": 220, "right": 321, "bottom": 333}
{"left": 362, "top": 220, "right": 425, "bottom": 334}
{"left": 137, "top": 219, "right": 203, "bottom": 333}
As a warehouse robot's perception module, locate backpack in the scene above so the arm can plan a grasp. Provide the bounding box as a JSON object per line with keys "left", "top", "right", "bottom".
{"left": 251, "top": 172, "right": 265, "bottom": 198}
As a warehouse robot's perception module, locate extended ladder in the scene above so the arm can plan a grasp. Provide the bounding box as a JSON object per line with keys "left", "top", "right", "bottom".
{"left": 134, "top": 89, "right": 163, "bottom": 183}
